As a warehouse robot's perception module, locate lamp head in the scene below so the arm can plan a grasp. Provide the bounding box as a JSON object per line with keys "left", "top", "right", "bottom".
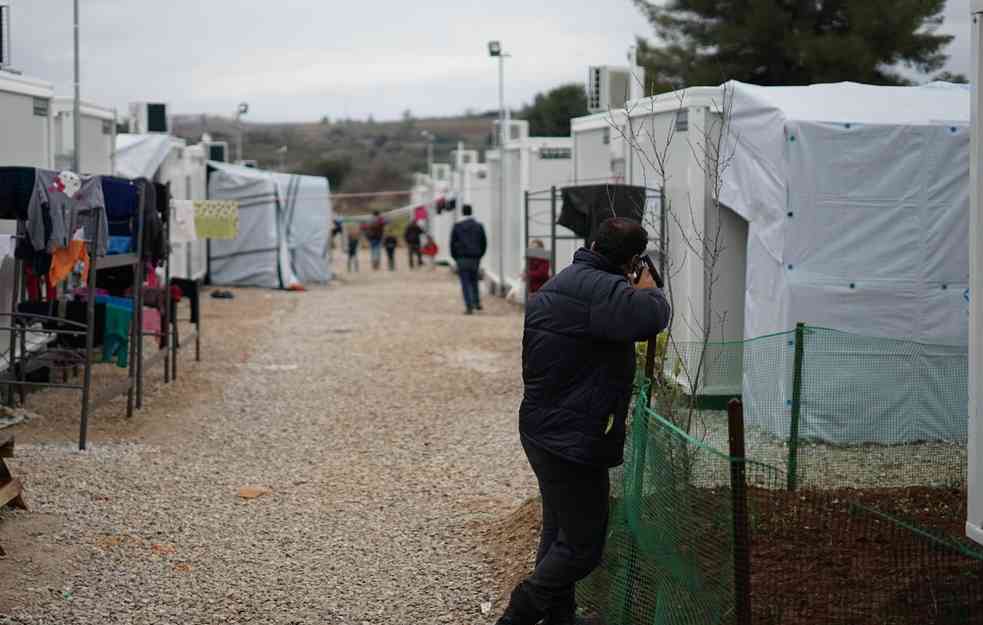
{"left": 488, "top": 41, "right": 502, "bottom": 57}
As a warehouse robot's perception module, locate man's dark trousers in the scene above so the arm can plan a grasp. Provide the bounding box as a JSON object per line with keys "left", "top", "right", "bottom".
{"left": 456, "top": 257, "right": 482, "bottom": 311}
{"left": 520, "top": 436, "right": 609, "bottom": 614}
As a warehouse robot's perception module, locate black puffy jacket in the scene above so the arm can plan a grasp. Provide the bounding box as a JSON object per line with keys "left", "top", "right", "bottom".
{"left": 450, "top": 218, "right": 487, "bottom": 260}
{"left": 520, "top": 248, "right": 671, "bottom": 467}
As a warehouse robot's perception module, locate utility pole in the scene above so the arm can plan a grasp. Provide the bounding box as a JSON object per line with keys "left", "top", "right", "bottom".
{"left": 72, "top": 0, "right": 80, "bottom": 173}
{"left": 489, "top": 41, "right": 510, "bottom": 296}
{"left": 235, "top": 102, "right": 249, "bottom": 163}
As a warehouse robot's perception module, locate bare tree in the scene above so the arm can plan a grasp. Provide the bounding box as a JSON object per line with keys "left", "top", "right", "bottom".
{"left": 610, "top": 80, "right": 738, "bottom": 439}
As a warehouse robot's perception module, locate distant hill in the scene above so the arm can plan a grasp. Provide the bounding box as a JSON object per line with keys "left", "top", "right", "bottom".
{"left": 170, "top": 113, "right": 497, "bottom": 214}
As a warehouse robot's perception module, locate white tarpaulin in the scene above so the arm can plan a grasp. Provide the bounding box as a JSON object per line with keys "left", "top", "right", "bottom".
{"left": 717, "top": 81, "right": 971, "bottom": 443}
{"left": 207, "top": 161, "right": 301, "bottom": 289}
{"left": 273, "top": 172, "right": 333, "bottom": 284}
{"left": 114, "top": 134, "right": 174, "bottom": 179}
{"left": 721, "top": 80, "right": 970, "bottom": 342}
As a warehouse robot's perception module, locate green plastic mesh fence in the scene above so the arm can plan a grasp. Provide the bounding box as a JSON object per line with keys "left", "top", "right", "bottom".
{"left": 578, "top": 327, "right": 982, "bottom": 625}
{"left": 662, "top": 326, "right": 967, "bottom": 490}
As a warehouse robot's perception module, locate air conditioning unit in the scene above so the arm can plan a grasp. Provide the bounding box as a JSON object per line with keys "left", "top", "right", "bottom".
{"left": 494, "top": 119, "right": 529, "bottom": 143}
{"left": 129, "top": 101, "right": 170, "bottom": 134}
{"left": 205, "top": 141, "right": 228, "bottom": 163}
{"left": 0, "top": 1, "right": 11, "bottom": 70}
{"left": 588, "top": 66, "right": 633, "bottom": 114}
{"left": 431, "top": 163, "right": 451, "bottom": 182}
{"left": 454, "top": 149, "right": 478, "bottom": 169}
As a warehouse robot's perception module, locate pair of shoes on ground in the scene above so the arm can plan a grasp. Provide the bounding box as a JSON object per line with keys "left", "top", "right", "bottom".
{"left": 465, "top": 304, "right": 484, "bottom": 315}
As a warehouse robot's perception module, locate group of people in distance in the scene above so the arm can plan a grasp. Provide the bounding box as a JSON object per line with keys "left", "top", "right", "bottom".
{"left": 342, "top": 205, "right": 553, "bottom": 319}
{"left": 344, "top": 210, "right": 431, "bottom": 272}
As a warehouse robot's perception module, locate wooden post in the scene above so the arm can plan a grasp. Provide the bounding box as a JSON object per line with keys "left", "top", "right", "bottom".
{"left": 788, "top": 322, "right": 806, "bottom": 491}
{"left": 728, "top": 399, "right": 752, "bottom": 625}
{"left": 549, "top": 186, "right": 557, "bottom": 277}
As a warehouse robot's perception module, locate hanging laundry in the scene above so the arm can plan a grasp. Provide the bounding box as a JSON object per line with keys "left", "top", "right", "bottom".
{"left": 171, "top": 278, "right": 200, "bottom": 324}
{"left": 30, "top": 170, "right": 109, "bottom": 256}
{"left": 0, "top": 167, "right": 35, "bottom": 221}
{"left": 435, "top": 197, "right": 447, "bottom": 214}
{"left": 558, "top": 184, "right": 647, "bottom": 243}
{"left": 107, "top": 236, "right": 133, "bottom": 255}
{"left": 169, "top": 200, "right": 199, "bottom": 243}
{"left": 101, "top": 176, "right": 139, "bottom": 237}
{"left": 193, "top": 200, "right": 239, "bottom": 240}
{"left": 414, "top": 205, "right": 429, "bottom": 222}
{"left": 48, "top": 234, "right": 90, "bottom": 287}
{"left": 448, "top": 198, "right": 458, "bottom": 211}
{"left": 24, "top": 267, "right": 56, "bottom": 302}
{"left": 142, "top": 307, "right": 162, "bottom": 335}
{"left": 102, "top": 304, "right": 131, "bottom": 368}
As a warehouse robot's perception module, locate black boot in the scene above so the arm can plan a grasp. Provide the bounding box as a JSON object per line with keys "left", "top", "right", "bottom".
{"left": 495, "top": 584, "right": 545, "bottom": 625}
{"left": 542, "top": 592, "right": 599, "bottom": 625}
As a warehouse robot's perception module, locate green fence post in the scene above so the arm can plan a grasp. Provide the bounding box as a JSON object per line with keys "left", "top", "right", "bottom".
{"left": 787, "top": 322, "right": 806, "bottom": 491}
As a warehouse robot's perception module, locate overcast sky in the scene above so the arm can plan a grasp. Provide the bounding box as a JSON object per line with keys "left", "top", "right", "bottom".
{"left": 5, "top": 0, "right": 976, "bottom": 123}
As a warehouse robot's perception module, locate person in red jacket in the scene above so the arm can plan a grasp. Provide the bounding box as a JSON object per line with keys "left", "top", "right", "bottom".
{"left": 525, "top": 239, "right": 551, "bottom": 295}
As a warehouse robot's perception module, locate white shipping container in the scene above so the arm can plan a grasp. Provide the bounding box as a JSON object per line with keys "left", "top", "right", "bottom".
{"left": 0, "top": 70, "right": 53, "bottom": 168}
{"left": 52, "top": 97, "right": 116, "bottom": 175}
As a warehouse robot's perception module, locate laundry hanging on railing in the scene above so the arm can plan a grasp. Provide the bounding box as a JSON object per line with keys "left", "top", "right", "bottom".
{"left": 30, "top": 170, "right": 110, "bottom": 257}
{"left": 193, "top": 200, "right": 239, "bottom": 240}
{"left": 169, "top": 200, "right": 198, "bottom": 243}
{"left": 559, "top": 184, "right": 647, "bottom": 243}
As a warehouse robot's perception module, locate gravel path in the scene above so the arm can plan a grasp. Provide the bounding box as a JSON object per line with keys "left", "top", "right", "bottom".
{"left": 0, "top": 259, "right": 537, "bottom": 624}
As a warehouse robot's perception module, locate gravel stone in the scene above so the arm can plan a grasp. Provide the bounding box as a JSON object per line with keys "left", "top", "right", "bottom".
{"left": 0, "top": 260, "right": 537, "bottom": 624}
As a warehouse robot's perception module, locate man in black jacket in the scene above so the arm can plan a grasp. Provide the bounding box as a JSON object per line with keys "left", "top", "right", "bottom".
{"left": 450, "top": 204, "right": 487, "bottom": 314}
{"left": 496, "top": 218, "right": 671, "bottom": 625}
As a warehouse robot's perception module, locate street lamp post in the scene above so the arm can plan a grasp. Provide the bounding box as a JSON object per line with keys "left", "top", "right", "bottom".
{"left": 277, "top": 145, "right": 288, "bottom": 172}
{"left": 489, "top": 40, "right": 509, "bottom": 296}
{"left": 421, "top": 130, "right": 434, "bottom": 178}
{"left": 235, "top": 102, "right": 249, "bottom": 164}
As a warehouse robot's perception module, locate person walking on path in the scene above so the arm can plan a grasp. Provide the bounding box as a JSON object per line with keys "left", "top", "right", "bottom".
{"left": 494, "top": 218, "right": 671, "bottom": 625}
{"left": 450, "top": 204, "right": 487, "bottom": 315}
{"left": 364, "top": 211, "right": 386, "bottom": 270}
{"left": 404, "top": 220, "right": 424, "bottom": 269}
{"left": 383, "top": 231, "right": 398, "bottom": 271}
{"left": 345, "top": 224, "right": 361, "bottom": 273}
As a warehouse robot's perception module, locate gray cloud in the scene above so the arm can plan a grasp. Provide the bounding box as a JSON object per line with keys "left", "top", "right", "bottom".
{"left": 5, "top": 0, "right": 973, "bottom": 122}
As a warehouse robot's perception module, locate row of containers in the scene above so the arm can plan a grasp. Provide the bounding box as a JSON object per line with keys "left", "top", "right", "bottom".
{"left": 0, "top": 70, "right": 334, "bottom": 292}
{"left": 421, "top": 81, "right": 978, "bottom": 513}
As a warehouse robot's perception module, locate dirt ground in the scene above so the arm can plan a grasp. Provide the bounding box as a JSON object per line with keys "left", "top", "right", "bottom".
{"left": 750, "top": 486, "right": 983, "bottom": 625}
{"left": 0, "top": 252, "right": 539, "bottom": 624}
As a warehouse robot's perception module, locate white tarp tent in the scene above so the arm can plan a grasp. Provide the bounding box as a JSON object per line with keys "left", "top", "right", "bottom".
{"left": 208, "top": 162, "right": 331, "bottom": 289}
{"left": 721, "top": 81, "right": 970, "bottom": 344}
{"left": 604, "top": 81, "right": 970, "bottom": 443}
{"left": 208, "top": 161, "right": 299, "bottom": 289}
{"left": 115, "top": 133, "right": 173, "bottom": 179}
{"left": 273, "top": 172, "right": 333, "bottom": 284}
{"left": 721, "top": 81, "right": 970, "bottom": 444}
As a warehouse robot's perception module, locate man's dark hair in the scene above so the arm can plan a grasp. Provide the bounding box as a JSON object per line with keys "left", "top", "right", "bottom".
{"left": 373, "top": 210, "right": 380, "bottom": 217}
{"left": 593, "top": 218, "right": 648, "bottom": 267}
{"left": 462, "top": 204, "right": 473, "bottom": 216}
